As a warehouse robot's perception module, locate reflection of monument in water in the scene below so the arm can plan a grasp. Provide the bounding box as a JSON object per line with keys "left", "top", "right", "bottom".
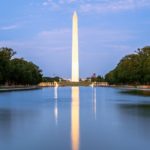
{"left": 54, "top": 86, "right": 58, "bottom": 125}
{"left": 72, "top": 11, "right": 79, "bottom": 82}
{"left": 71, "top": 87, "right": 80, "bottom": 150}
{"left": 92, "top": 87, "right": 97, "bottom": 119}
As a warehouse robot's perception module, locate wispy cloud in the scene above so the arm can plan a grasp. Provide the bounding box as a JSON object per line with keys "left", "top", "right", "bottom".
{"left": 0, "top": 27, "right": 136, "bottom": 58}
{"left": 80, "top": 0, "right": 150, "bottom": 13}
{"left": 42, "top": 0, "right": 60, "bottom": 10}
{"left": 42, "top": 0, "right": 76, "bottom": 5}
{"left": 0, "top": 26, "right": 144, "bottom": 76}
{"left": 0, "top": 27, "right": 72, "bottom": 76}
{"left": 42, "top": 0, "right": 150, "bottom": 13}
{"left": 0, "top": 28, "right": 72, "bottom": 54}
{"left": 0, "top": 24, "right": 19, "bottom": 30}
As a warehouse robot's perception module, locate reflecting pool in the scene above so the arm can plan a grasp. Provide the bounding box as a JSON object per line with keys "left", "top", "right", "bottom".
{"left": 0, "top": 87, "right": 150, "bottom": 150}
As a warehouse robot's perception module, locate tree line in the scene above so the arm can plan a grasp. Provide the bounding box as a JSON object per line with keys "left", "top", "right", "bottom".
{"left": 42, "top": 76, "right": 63, "bottom": 82}
{"left": 0, "top": 47, "right": 42, "bottom": 85}
{"left": 105, "top": 46, "right": 150, "bottom": 85}
{"left": 1, "top": 46, "right": 149, "bottom": 86}
{"left": 86, "top": 73, "right": 105, "bottom": 82}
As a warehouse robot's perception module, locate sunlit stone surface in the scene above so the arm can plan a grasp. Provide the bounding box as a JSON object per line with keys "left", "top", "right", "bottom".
{"left": 72, "top": 11, "right": 79, "bottom": 82}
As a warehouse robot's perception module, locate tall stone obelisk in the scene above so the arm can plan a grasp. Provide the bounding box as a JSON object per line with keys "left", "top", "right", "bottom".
{"left": 72, "top": 11, "right": 79, "bottom": 82}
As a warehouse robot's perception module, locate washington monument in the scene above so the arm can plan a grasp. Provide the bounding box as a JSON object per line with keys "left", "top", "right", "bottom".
{"left": 72, "top": 11, "right": 79, "bottom": 82}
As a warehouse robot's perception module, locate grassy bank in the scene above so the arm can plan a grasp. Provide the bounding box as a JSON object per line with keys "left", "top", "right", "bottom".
{"left": 59, "top": 81, "right": 92, "bottom": 86}
{"left": 0, "top": 85, "right": 41, "bottom": 92}
{"left": 112, "top": 85, "right": 150, "bottom": 90}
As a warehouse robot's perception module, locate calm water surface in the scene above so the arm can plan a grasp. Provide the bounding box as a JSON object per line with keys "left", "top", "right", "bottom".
{"left": 0, "top": 87, "right": 150, "bottom": 150}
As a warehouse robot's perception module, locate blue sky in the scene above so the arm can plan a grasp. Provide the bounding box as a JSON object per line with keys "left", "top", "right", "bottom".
{"left": 0, "top": 0, "right": 150, "bottom": 78}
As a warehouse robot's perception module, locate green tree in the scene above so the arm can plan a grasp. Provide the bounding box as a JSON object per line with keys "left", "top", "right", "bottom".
{"left": 0, "top": 47, "right": 43, "bottom": 85}
{"left": 141, "top": 46, "right": 150, "bottom": 84}
{"left": 0, "top": 47, "right": 16, "bottom": 84}
{"left": 10, "top": 58, "right": 42, "bottom": 85}
{"left": 105, "top": 70, "right": 117, "bottom": 84}
{"left": 105, "top": 46, "right": 150, "bottom": 85}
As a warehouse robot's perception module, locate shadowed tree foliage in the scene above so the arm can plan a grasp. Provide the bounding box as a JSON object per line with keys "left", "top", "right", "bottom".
{"left": 10, "top": 59, "right": 42, "bottom": 85}
{"left": 0, "top": 47, "right": 42, "bottom": 85}
{"left": 0, "top": 47, "right": 16, "bottom": 84}
{"left": 105, "top": 46, "right": 150, "bottom": 85}
{"left": 91, "top": 75, "right": 105, "bottom": 82}
{"left": 42, "top": 76, "right": 62, "bottom": 82}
